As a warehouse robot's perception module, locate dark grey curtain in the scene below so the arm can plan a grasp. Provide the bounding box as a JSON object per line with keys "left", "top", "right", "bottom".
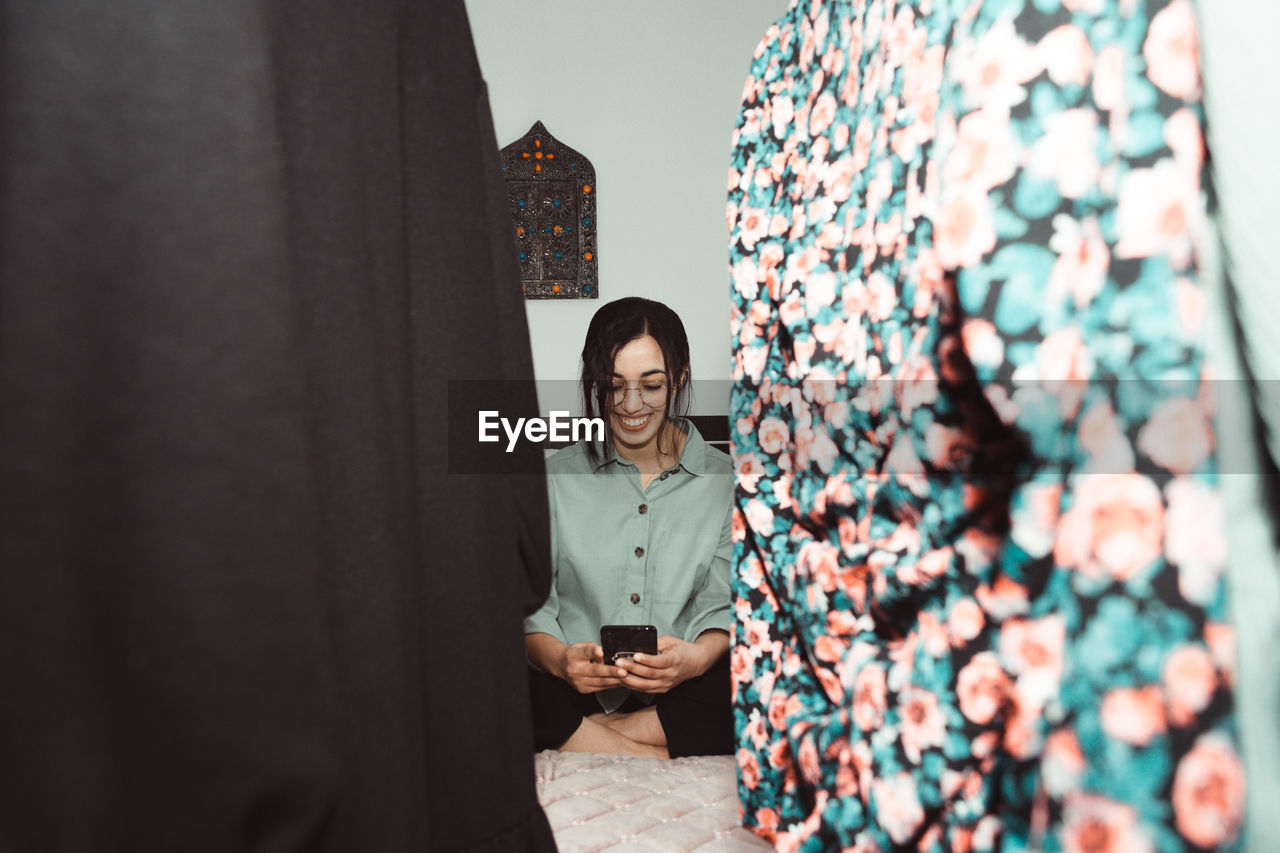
{"left": 0, "top": 2, "right": 554, "bottom": 850}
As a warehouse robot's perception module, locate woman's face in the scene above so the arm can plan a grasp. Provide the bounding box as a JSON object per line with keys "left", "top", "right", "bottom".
{"left": 607, "top": 334, "right": 671, "bottom": 457}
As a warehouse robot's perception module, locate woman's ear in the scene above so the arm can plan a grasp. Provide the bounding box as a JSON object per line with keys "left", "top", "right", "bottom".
{"left": 677, "top": 368, "right": 689, "bottom": 389}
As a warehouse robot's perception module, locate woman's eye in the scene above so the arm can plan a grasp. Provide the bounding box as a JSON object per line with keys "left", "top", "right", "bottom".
{"left": 643, "top": 384, "right": 665, "bottom": 393}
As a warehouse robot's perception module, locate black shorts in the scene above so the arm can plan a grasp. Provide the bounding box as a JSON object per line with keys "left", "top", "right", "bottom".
{"left": 527, "top": 653, "right": 732, "bottom": 758}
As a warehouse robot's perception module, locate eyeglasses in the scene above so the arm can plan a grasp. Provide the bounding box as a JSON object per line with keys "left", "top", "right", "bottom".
{"left": 606, "top": 380, "right": 670, "bottom": 407}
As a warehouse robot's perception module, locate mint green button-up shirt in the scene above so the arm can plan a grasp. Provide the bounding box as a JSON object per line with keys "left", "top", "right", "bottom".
{"left": 524, "top": 420, "right": 733, "bottom": 713}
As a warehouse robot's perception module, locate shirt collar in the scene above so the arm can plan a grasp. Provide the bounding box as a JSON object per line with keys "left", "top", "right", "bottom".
{"left": 589, "top": 418, "right": 709, "bottom": 476}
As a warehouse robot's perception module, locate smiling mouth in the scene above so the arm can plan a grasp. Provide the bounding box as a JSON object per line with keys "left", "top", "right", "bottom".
{"left": 616, "top": 413, "right": 652, "bottom": 431}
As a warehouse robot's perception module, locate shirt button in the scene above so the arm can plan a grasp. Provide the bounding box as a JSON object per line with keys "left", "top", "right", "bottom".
{"left": 638, "top": 504, "right": 648, "bottom": 514}
{"left": 634, "top": 546, "right": 644, "bottom": 557}
{"left": 630, "top": 593, "right": 640, "bottom": 605}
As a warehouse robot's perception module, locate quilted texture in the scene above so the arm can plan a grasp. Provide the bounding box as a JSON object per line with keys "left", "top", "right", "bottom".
{"left": 534, "top": 751, "right": 770, "bottom": 852}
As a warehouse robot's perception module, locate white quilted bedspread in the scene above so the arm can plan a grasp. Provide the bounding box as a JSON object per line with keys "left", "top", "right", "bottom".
{"left": 533, "top": 750, "right": 772, "bottom": 852}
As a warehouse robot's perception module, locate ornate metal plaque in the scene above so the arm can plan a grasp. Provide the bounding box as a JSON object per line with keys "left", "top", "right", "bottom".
{"left": 500, "top": 121, "right": 598, "bottom": 299}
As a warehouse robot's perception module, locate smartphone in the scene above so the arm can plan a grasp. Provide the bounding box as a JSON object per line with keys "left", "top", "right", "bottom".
{"left": 600, "top": 624, "right": 658, "bottom": 664}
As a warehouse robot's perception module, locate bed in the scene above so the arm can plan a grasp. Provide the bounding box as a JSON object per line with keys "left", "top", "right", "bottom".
{"left": 534, "top": 750, "right": 771, "bottom": 852}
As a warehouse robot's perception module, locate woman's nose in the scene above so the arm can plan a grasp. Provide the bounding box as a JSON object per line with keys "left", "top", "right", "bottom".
{"left": 619, "top": 387, "right": 646, "bottom": 412}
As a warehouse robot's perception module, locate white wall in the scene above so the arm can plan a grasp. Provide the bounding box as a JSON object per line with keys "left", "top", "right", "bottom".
{"left": 465, "top": 0, "right": 785, "bottom": 413}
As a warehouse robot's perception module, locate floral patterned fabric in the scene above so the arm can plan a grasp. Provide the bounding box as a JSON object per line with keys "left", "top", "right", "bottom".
{"left": 727, "top": 0, "right": 1244, "bottom": 850}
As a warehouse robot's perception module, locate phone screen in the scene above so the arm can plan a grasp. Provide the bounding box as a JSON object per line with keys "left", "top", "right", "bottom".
{"left": 600, "top": 624, "right": 658, "bottom": 663}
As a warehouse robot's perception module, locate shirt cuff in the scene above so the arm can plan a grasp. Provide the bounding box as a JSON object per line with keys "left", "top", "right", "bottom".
{"left": 523, "top": 614, "right": 567, "bottom": 644}
{"left": 684, "top": 610, "right": 731, "bottom": 643}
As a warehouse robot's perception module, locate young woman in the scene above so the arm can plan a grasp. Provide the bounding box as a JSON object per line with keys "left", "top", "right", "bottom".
{"left": 525, "top": 297, "right": 733, "bottom": 759}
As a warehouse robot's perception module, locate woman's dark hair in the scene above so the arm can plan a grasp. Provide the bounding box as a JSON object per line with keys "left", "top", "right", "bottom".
{"left": 581, "top": 297, "right": 692, "bottom": 463}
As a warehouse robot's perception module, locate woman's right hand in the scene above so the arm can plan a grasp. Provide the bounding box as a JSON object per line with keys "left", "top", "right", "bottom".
{"left": 559, "top": 642, "right": 624, "bottom": 694}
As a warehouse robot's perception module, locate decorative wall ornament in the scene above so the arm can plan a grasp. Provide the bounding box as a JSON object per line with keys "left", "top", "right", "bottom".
{"left": 500, "top": 121, "right": 598, "bottom": 299}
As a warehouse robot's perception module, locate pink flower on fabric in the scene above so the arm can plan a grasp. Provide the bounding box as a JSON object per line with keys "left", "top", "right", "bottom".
{"left": 809, "top": 92, "right": 838, "bottom": 137}
{"left": 1144, "top": 0, "right": 1201, "bottom": 100}
{"left": 899, "top": 687, "right": 947, "bottom": 763}
{"left": 1092, "top": 44, "right": 1126, "bottom": 110}
{"left": 744, "top": 497, "right": 775, "bottom": 537}
{"left": 1002, "top": 690, "right": 1045, "bottom": 760}
{"left": 944, "top": 109, "right": 1018, "bottom": 191}
{"left": 1174, "top": 276, "right": 1206, "bottom": 336}
{"left": 1114, "top": 159, "right": 1201, "bottom": 267}
{"left": 1138, "top": 397, "right": 1214, "bottom": 474}
{"left": 823, "top": 155, "right": 856, "bottom": 204}
{"left": 1100, "top": 686, "right": 1167, "bottom": 746}
{"left": 735, "top": 453, "right": 766, "bottom": 494}
{"left": 961, "top": 318, "right": 1005, "bottom": 374}
{"left": 872, "top": 772, "right": 926, "bottom": 845}
{"left": 866, "top": 272, "right": 898, "bottom": 322}
{"left": 767, "top": 690, "right": 788, "bottom": 732}
{"left": 1164, "top": 107, "right": 1204, "bottom": 173}
{"left": 1062, "top": 794, "right": 1155, "bottom": 853}
{"left": 1039, "top": 25, "right": 1093, "bottom": 86}
{"left": 737, "top": 205, "right": 771, "bottom": 251}
{"left": 852, "top": 663, "right": 888, "bottom": 730}
{"left": 1000, "top": 615, "right": 1065, "bottom": 709}
{"left": 1035, "top": 326, "right": 1094, "bottom": 381}
{"left": 731, "top": 643, "right": 754, "bottom": 689}
{"left": 1031, "top": 109, "right": 1100, "bottom": 200}
{"left": 1163, "top": 476, "right": 1228, "bottom": 605}
{"left": 948, "top": 597, "right": 985, "bottom": 644}
{"left": 961, "top": 19, "right": 1039, "bottom": 111}
{"left": 935, "top": 185, "right": 997, "bottom": 269}
{"left": 757, "top": 416, "right": 790, "bottom": 456}
{"left": 1055, "top": 473, "right": 1164, "bottom": 581}
{"left": 1171, "top": 735, "right": 1245, "bottom": 848}
{"left": 754, "top": 807, "right": 779, "bottom": 841}
{"left": 800, "top": 539, "right": 841, "bottom": 594}
{"left": 925, "top": 423, "right": 973, "bottom": 469}
{"left": 797, "top": 734, "right": 821, "bottom": 785}
{"left": 739, "top": 748, "right": 762, "bottom": 790}
{"left": 813, "top": 633, "right": 846, "bottom": 665}
{"left": 1043, "top": 729, "right": 1086, "bottom": 798}
{"left": 744, "top": 709, "right": 769, "bottom": 750}
{"left": 1162, "top": 644, "right": 1217, "bottom": 727}
{"left": 1048, "top": 214, "right": 1110, "bottom": 309}
{"left": 956, "top": 652, "right": 1010, "bottom": 725}
{"left": 1078, "top": 400, "right": 1134, "bottom": 474}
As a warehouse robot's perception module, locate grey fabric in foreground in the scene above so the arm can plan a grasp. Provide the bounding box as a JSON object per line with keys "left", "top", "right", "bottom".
{"left": 0, "top": 2, "right": 553, "bottom": 850}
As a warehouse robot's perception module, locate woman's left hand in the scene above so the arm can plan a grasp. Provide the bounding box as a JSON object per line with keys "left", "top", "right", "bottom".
{"left": 615, "top": 635, "right": 712, "bottom": 694}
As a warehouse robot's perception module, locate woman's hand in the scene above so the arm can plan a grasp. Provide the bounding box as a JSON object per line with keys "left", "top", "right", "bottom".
{"left": 615, "top": 634, "right": 716, "bottom": 694}
{"left": 559, "top": 641, "right": 625, "bottom": 694}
